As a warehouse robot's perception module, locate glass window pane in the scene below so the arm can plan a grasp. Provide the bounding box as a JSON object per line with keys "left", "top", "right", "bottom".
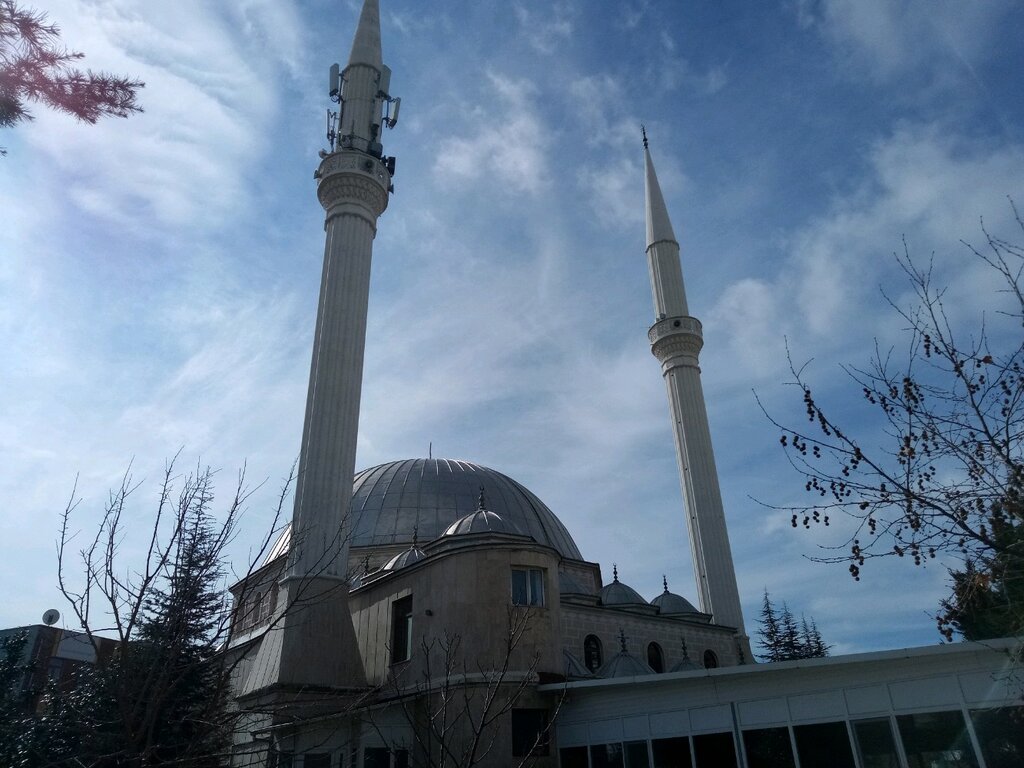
{"left": 970, "top": 707, "right": 1024, "bottom": 768}
{"left": 530, "top": 568, "right": 545, "bottom": 606}
{"left": 363, "top": 748, "right": 389, "bottom": 768}
{"left": 304, "top": 754, "right": 330, "bottom": 768}
{"left": 652, "top": 737, "right": 692, "bottom": 768}
{"left": 794, "top": 722, "right": 855, "bottom": 768}
{"left": 693, "top": 732, "right": 737, "bottom": 768}
{"left": 560, "top": 746, "right": 589, "bottom": 768}
{"left": 897, "top": 711, "right": 979, "bottom": 768}
{"left": 743, "top": 727, "right": 796, "bottom": 768}
{"left": 625, "top": 741, "right": 650, "bottom": 768}
{"left": 853, "top": 718, "right": 901, "bottom": 768}
{"left": 591, "top": 742, "right": 625, "bottom": 768}
{"left": 511, "top": 570, "right": 528, "bottom": 605}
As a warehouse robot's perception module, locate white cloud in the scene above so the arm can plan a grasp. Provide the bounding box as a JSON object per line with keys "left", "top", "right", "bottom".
{"left": 433, "top": 72, "right": 550, "bottom": 195}
{"left": 513, "top": 2, "right": 574, "bottom": 55}
{"left": 799, "top": 0, "right": 1016, "bottom": 83}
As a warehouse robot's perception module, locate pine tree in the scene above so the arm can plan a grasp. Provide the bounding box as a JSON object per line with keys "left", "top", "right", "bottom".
{"left": 756, "top": 589, "right": 782, "bottom": 662}
{"left": 757, "top": 591, "right": 831, "bottom": 662}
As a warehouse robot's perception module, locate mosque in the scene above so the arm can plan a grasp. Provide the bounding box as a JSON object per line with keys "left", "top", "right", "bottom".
{"left": 225, "top": 2, "right": 1022, "bottom": 767}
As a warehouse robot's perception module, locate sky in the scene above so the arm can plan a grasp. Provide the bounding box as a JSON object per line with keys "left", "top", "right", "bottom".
{"left": 2, "top": 0, "right": 1023, "bottom": 655}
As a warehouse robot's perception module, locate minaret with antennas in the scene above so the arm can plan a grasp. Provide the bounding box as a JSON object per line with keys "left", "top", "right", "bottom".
{"left": 642, "top": 128, "right": 751, "bottom": 657}
{"left": 243, "top": 0, "right": 399, "bottom": 694}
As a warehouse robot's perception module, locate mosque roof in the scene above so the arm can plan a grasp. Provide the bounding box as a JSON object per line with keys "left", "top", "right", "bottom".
{"left": 650, "top": 576, "right": 699, "bottom": 615}
{"left": 442, "top": 489, "right": 525, "bottom": 537}
{"left": 595, "top": 631, "right": 656, "bottom": 678}
{"left": 599, "top": 566, "right": 648, "bottom": 607}
{"left": 266, "top": 458, "right": 582, "bottom": 565}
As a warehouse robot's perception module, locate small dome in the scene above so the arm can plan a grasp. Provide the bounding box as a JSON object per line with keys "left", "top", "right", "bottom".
{"left": 599, "top": 565, "right": 647, "bottom": 606}
{"left": 563, "top": 649, "right": 594, "bottom": 679}
{"left": 442, "top": 488, "right": 525, "bottom": 537}
{"left": 651, "top": 576, "right": 699, "bottom": 615}
{"left": 669, "top": 638, "right": 701, "bottom": 672}
{"left": 381, "top": 545, "right": 426, "bottom": 571}
{"left": 595, "top": 630, "right": 655, "bottom": 678}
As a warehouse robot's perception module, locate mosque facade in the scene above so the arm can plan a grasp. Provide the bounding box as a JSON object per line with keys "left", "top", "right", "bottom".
{"left": 225, "top": 2, "right": 1023, "bottom": 767}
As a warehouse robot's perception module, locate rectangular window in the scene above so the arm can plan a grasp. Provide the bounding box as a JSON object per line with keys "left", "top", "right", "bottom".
{"left": 896, "top": 711, "right": 979, "bottom": 768}
{"left": 793, "top": 722, "right": 856, "bottom": 768}
{"left": 363, "top": 748, "right": 389, "bottom": 768}
{"left": 390, "top": 595, "right": 413, "bottom": 664}
{"left": 652, "top": 736, "right": 693, "bottom": 767}
{"left": 693, "top": 732, "right": 738, "bottom": 768}
{"left": 271, "top": 752, "right": 293, "bottom": 768}
{"left": 970, "top": 707, "right": 1024, "bottom": 768}
{"left": 852, "top": 718, "right": 901, "bottom": 768}
{"left": 590, "top": 743, "right": 625, "bottom": 768}
{"left": 560, "top": 746, "right": 589, "bottom": 768}
{"left": 304, "top": 754, "right": 330, "bottom": 768}
{"left": 511, "top": 568, "right": 544, "bottom": 606}
{"left": 624, "top": 740, "right": 651, "bottom": 767}
{"left": 511, "top": 708, "right": 550, "bottom": 756}
{"left": 742, "top": 727, "right": 796, "bottom": 768}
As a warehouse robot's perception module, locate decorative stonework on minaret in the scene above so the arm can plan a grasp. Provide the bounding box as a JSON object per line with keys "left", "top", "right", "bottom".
{"left": 243, "top": 0, "right": 397, "bottom": 694}
{"left": 642, "top": 131, "right": 750, "bottom": 653}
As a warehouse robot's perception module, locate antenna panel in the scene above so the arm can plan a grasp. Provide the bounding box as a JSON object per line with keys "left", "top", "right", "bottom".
{"left": 329, "top": 63, "right": 341, "bottom": 98}
{"left": 388, "top": 97, "right": 400, "bottom": 129}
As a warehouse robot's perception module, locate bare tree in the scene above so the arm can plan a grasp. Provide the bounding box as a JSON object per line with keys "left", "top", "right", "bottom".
{"left": 367, "top": 606, "right": 565, "bottom": 768}
{"left": 761, "top": 202, "right": 1024, "bottom": 641}
{"left": 52, "top": 453, "right": 293, "bottom": 767}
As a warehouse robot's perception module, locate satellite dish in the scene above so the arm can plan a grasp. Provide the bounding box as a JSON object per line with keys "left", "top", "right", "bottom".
{"left": 42, "top": 609, "right": 60, "bottom": 626}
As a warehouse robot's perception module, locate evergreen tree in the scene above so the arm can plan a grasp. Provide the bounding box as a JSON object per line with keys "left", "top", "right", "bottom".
{"left": 756, "top": 589, "right": 781, "bottom": 662}
{"left": 757, "top": 591, "right": 831, "bottom": 662}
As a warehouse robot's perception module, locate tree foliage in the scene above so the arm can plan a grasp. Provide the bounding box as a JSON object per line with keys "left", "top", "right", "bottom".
{"left": 0, "top": 0, "right": 143, "bottom": 148}
{"left": 764, "top": 204, "right": 1024, "bottom": 641}
{"left": 47, "top": 456, "right": 290, "bottom": 767}
{"left": 756, "top": 590, "right": 830, "bottom": 662}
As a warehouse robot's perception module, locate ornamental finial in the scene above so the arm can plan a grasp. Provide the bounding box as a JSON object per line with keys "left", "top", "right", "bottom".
{"left": 681, "top": 637, "right": 690, "bottom": 659}
{"left": 477, "top": 486, "right": 487, "bottom": 511}
{"left": 641, "top": 124, "right": 649, "bottom": 150}
{"left": 619, "top": 628, "right": 628, "bottom": 653}
{"left": 612, "top": 563, "right": 619, "bottom": 582}
{"left": 663, "top": 574, "right": 669, "bottom": 593}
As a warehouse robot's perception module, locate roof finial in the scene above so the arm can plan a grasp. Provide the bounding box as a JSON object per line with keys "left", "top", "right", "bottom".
{"left": 641, "top": 124, "right": 649, "bottom": 150}
{"left": 663, "top": 575, "right": 669, "bottom": 593}
{"left": 412, "top": 524, "right": 419, "bottom": 548}
{"left": 477, "top": 486, "right": 487, "bottom": 511}
{"left": 681, "top": 637, "right": 690, "bottom": 659}
{"left": 612, "top": 563, "right": 619, "bottom": 582}
{"left": 619, "top": 628, "right": 628, "bottom": 653}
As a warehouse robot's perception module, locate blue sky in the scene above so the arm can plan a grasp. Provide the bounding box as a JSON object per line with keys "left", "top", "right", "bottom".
{"left": 2, "top": 0, "right": 1023, "bottom": 654}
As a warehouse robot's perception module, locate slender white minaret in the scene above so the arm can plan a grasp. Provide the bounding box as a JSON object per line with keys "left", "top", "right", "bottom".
{"left": 642, "top": 131, "right": 750, "bottom": 654}
{"left": 244, "top": 0, "right": 396, "bottom": 693}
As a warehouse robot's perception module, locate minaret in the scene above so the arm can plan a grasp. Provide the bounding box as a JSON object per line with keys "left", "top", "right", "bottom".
{"left": 642, "top": 131, "right": 750, "bottom": 654}
{"left": 244, "top": 0, "right": 397, "bottom": 693}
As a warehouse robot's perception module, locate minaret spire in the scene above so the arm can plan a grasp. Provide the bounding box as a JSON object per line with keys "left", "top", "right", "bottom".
{"left": 243, "top": 0, "right": 399, "bottom": 695}
{"left": 641, "top": 132, "right": 750, "bottom": 659}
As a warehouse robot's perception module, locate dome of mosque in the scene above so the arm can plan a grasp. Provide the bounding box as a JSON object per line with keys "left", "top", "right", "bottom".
{"left": 599, "top": 567, "right": 648, "bottom": 607}
{"left": 595, "top": 632, "right": 656, "bottom": 678}
{"left": 442, "top": 492, "right": 525, "bottom": 537}
{"left": 266, "top": 458, "right": 582, "bottom": 564}
{"left": 650, "top": 577, "right": 699, "bottom": 615}
{"left": 380, "top": 545, "right": 426, "bottom": 571}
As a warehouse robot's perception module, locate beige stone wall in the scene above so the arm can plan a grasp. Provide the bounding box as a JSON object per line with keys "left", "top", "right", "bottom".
{"left": 349, "top": 539, "right": 564, "bottom": 686}
{"left": 561, "top": 603, "right": 741, "bottom": 670}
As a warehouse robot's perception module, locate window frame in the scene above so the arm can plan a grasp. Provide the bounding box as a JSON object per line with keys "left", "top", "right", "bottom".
{"left": 390, "top": 595, "right": 413, "bottom": 665}
{"left": 510, "top": 567, "right": 545, "bottom": 607}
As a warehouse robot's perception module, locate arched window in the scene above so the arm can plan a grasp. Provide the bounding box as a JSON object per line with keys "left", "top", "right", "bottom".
{"left": 647, "top": 642, "right": 664, "bottom": 673}
{"left": 584, "top": 635, "right": 603, "bottom": 672}
{"left": 703, "top": 649, "right": 719, "bottom": 669}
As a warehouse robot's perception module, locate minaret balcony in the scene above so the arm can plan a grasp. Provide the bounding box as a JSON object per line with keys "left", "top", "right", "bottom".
{"left": 648, "top": 315, "right": 704, "bottom": 370}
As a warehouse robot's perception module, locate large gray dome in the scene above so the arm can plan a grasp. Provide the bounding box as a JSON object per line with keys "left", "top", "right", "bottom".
{"left": 349, "top": 458, "right": 581, "bottom": 558}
